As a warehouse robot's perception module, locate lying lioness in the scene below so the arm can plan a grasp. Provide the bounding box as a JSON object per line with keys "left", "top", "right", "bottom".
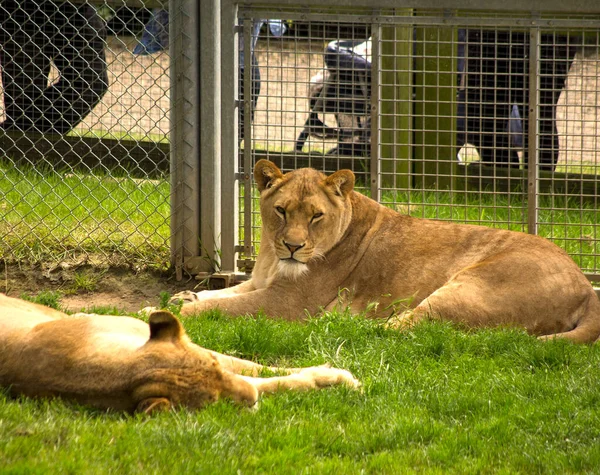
{"left": 0, "top": 294, "right": 359, "bottom": 413}
{"left": 171, "top": 160, "right": 600, "bottom": 343}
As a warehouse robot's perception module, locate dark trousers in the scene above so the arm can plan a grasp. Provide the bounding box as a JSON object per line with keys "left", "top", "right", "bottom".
{"left": 457, "top": 30, "right": 576, "bottom": 170}
{"left": 0, "top": 1, "right": 108, "bottom": 133}
{"left": 238, "top": 54, "right": 260, "bottom": 142}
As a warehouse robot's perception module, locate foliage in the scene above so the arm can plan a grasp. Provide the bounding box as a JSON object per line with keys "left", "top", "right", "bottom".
{"left": 19, "top": 291, "right": 63, "bottom": 311}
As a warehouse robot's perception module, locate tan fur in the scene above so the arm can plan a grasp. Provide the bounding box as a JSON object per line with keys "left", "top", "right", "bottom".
{"left": 0, "top": 294, "right": 359, "bottom": 413}
{"left": 171, "top": 160, "right": 600, "bottom": 344}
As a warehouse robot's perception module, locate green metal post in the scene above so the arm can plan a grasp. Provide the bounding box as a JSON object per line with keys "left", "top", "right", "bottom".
{"left": 413, "top": 25, "right": 457, "bottom": 190}
{"left": 379, "top": 10, "right": 413, "bottom": 190}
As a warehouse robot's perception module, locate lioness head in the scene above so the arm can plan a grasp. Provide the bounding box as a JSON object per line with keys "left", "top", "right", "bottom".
{"left": 254, "top": 159, "right": 355, "bottom": 279}
{"left": 134, "top": 311, "right": 259, "bottom": 412}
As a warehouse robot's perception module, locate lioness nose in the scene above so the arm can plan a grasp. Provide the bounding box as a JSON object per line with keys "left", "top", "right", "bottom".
{"left": 284, "top": 241, "right": 305, "bottom": 255}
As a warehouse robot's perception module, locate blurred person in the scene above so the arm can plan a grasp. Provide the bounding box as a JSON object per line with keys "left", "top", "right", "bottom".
{"left": 457, "top": 29, "right": 577, "bottom": 171}
{"left": 0, "top": 1, "right": 108, "bottom": 134}
{"left": 133, "top": 10, "right": 286, "bottom": 140}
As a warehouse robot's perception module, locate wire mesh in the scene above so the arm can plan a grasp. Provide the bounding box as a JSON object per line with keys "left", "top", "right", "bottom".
{"left": 0, "top": 2, "right": 172, "bottom": 269}
{"left": 236, "top": 6, "right": 600, "bottom": 279}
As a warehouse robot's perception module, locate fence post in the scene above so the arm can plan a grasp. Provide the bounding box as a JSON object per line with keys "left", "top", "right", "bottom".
{"left": 220, "top": 0, "right": 240, "bottom": 273}
{"left": 413, "top": 24, "right": 457, "bottom": 189}
{"left": 199, "top": 0, "right": 222, "bottom": 271}
{"left": 170, "top": 0, "right": 222, "bottom": 279}
{"left": 527, "top": 26, "right": 540, "bottom": 236}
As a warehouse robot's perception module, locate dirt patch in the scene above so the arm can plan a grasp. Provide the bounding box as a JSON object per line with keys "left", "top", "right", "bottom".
{"left": 1, "top": 262, "right": 194, "bottom": 314}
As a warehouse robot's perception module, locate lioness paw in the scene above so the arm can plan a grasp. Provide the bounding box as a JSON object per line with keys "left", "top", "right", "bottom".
{"left": 300, "top": 367, "right": 360, "bottom": 389}
{"left": 169, "top": 290, "right": 200, "bottom": 304}
{"left": 139, "top": 306, "right": 158, "bottom": 316}
{"left": 384, "top": 310, "right": 419, "bottom": 330}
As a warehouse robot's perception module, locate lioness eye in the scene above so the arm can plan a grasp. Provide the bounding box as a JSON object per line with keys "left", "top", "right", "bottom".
{"left": 311, "top": 212, "right": 323, "bottom": 223}
{"left": 275, "top": 206, "right": 285, "bottom": 216}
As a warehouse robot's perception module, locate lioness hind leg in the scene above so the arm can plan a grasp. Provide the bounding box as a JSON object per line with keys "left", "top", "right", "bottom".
{"left": 386, "top": 280, "right": 501, "bottom": 331}
{"left": 385, "top": 309, "right": 432, "bottom": 330}
{"left": 536, "top": 291, "right": 600, "bottom": 344}
{"left": 387, "top": 272, "right": 600, "bottom": 343}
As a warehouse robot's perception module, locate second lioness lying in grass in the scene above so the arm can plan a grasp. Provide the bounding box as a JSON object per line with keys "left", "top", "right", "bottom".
{"left": 0, "top": 294, "right": 359, "bottom": 413}
{"left": 167, "top": 159, "right": 600, "bottom": 344}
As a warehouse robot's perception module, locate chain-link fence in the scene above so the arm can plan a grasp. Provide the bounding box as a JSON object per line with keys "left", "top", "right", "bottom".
{"left": 2, "top": 1, "right": 600, "bottom": 283}
{"left": 229, "top": 1, "right": 600, "bottom": 281}
{"left": 0, "top": 1, "right": 173, "bottom": 270}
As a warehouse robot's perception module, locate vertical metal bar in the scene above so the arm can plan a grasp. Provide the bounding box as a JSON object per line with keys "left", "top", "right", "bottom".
{"left": 243, "top": 18, "right": 253, "bottom": 257}
{"left": 370, "top": 24, "right": 381, "bottom": 201}
{"left": 199, "top": 0, "right": 222, "bottom": 270}
{"left": 527, "top": 26, "right": 540, "bottom": 235}
{"left": 220, "top": 0, "right": 239, "bottom": 272}
{"left": 169, "top": 0, "right": 201, "bottom": 279}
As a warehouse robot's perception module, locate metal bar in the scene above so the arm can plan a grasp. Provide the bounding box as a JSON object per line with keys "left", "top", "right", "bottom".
{"left": 169, "top": 0, "right": 201, "bottom": 277}
{"left": 527, "top": 27, "right": 539, "bottom": 235}
{"left": 169, "top": 0, "right": 180, "bottom": 273}
{"left": 77, "top": 0, "right": 600, "bottom": 12}
{"left": 0, "top": 132, "right": 169, "bottom": 178}
{"left": 237, "top": 9, "right": 600, "bottom": 29}
{"left": 228, "top": 0, "right": 600, "bottom": 13}
{"left": 199, "top": 0, "right": 222, "bottom": 271}
{"left": 242, "top": 19, "right": 253, "bottom": 258}
{"left": 71, "top": 0, "right": 168, "bottom": 7}
{"left": 220, "top": 2, "right": 240, "bottom": 273}
{"left": 370, "top": 24, "right": 381, "bottom": 201}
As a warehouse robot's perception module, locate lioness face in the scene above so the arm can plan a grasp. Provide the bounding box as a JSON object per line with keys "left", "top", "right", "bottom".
{"left": 137, "top": 342, "right": 258, "bottom": 410}
{"left": 134, "top": 312, "right": 259, "bottom": 411}
{"left": 254, "top": 160, "right": 354, "bottom": 279}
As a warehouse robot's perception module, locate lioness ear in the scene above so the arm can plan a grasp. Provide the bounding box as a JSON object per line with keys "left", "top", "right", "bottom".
{"left": 254, "top": 159, "right": 284, "bottom": 192}
{"left": 136, "top": 397, "right": 171, "bottom": 414}
{"left": 148, "top": 310, "right": 184, "bottom": 342}
{"left": 325, "top": 170, "right": 355, "bottom": 197}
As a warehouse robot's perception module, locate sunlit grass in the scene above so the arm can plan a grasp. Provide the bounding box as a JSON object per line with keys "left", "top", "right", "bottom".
{"left": 0, "top": 161, "right": 171, "bottom": 269}
{"left": 2, "top": 297, "right": 600, "bottom": 473}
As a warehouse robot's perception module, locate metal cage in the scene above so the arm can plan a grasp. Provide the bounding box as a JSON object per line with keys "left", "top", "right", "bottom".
{"left": 221, "top": 1, "right": 600, "bottom": 283}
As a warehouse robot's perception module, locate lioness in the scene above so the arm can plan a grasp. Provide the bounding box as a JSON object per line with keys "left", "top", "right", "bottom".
{"left": 171, "top": 159, "right": 600, "bottom": 344}
{"left": 0, "top": 294, "right": 359, "bottom": 413}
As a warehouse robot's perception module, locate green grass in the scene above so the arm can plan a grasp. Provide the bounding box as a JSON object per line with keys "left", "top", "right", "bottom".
{"left": 0, "top": 161, "right": 171, "bottom": 268}
{"left": 19, "top": 290, "right": 63, "bottom": 310}
{"left": 2, "top": 301, "right": 600, "bottom": 473}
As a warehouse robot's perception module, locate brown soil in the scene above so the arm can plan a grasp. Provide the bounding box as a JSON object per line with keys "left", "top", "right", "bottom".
{"left": 1, "top": 262, "right": 193, "bottom": 314}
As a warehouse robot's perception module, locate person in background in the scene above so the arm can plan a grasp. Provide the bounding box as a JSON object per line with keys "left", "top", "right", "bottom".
{"left": 0, "top": 1, "right": 108, "bottom": 134}
{"left": 457, "top": 29, "right": 577, "bottom": 171}
{"left": 133, "top": 10, "right": 286, "bottom": 141}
